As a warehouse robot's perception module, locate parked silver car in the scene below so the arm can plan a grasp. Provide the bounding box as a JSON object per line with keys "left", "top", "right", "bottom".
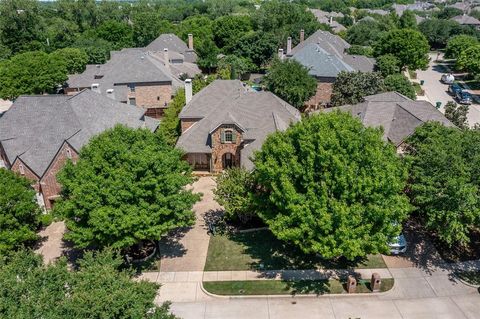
{"left": 389, "top": 234, "right": 407, "bottom": 255}
{"left": 441, "top": 73, "right": 455, "bottom": 84}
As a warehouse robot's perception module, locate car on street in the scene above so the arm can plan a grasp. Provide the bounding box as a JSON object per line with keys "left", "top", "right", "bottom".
{"left": 389, "top": 234, "right": 407, "bottom": 255}
{"left": 448, "top": 83, "right": 462, "bottom": 96}
{"left": 441, "top": 73, "right": 455, "bottom": 84}
{"left": 455, "top": 90, "right": 472, "bottom": 105}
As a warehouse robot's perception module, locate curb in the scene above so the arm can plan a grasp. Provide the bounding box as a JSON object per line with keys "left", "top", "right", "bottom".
{"left": 199, "top": 278, "right": 396, "bottom": 300}
{"left": 454, "top": 276, "right": 480, "bottom": 289}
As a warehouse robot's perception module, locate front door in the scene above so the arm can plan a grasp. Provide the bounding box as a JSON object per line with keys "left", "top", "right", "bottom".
{"left": 222, "top": 153, "right": 234, "bottom": 169}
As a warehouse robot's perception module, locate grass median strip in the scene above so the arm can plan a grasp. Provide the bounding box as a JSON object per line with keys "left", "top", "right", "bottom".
{"left": 203, "top": 278, "right": 394, "bottom": 296}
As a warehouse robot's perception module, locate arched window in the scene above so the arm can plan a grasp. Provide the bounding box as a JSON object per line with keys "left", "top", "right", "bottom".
{"left": 19, "top": 164, "right": 25, "bottom": 175}
{"left": 66, "top": 148, "right": 72, "bottom": 159}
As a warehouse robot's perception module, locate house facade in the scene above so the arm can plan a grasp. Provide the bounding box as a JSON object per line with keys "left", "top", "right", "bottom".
{"left": 0, "top": 90, "right": 158, "bottom": 210}
{"left": 66, "top": 34, "right": 201, "bottom": 119}
{"left": 285, "top": 30, "right": 375, "bottom": 109}
{"left": 176, "top": 80, "right": 301, "bottom": 172}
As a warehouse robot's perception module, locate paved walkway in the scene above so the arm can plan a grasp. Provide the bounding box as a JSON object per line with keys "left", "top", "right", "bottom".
{"left": 34, "top": 221, "right": 67, "bottom": 264}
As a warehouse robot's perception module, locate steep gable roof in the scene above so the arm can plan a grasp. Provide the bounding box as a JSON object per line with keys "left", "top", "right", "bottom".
{"left": 0, "top": 90, "right": 158, "bottom": 177}
{"left": 146, "top": 33, "right": 190, "bottom": 54}
{"left": 451, "top": 14, "right": 480, "bottom": 25}
{"left": 319, "top": 92, "right": 454, "bottom": 146}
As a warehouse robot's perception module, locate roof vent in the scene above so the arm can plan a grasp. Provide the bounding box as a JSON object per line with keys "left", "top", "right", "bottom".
{"left": 106, "top": 89, "right": 114, "bottom": 94}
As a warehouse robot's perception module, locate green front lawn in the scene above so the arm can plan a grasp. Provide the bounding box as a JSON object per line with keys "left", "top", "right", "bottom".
{"left": 204, "top": 229, "right": 387, "bottom": 271}
{"left": 203, "top": 278, "right": 394, "bottom": 295}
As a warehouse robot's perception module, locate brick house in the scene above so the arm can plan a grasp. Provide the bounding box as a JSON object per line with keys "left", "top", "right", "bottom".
{"left": 318, "top": 92, "right": 454, "bottom": 151}
{"left": 0, "top": 90, "right": 158, "bottom": 210}
{"left": 176, "top": 80, "right": 301, "bottom": 172}
{"left": 66, "top": 34, "right": 201, "bottom": 119}
{"left": 284, "top": 30, "right": 375, "bottom": 109}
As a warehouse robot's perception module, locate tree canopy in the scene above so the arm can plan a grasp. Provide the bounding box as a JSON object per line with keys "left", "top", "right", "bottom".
{"left": 374, "top": 29, "right": 430, "bottom": 70}
{"left": 331, "top": 71, "right": 385, "bottom": 107}
{"left": 375, "top": 54, "right": 401, "bottom": 77}
{"left": 406, "top": 122, "right": 480, "bottom": 246}
{"left": 445, "top": 35, "right": 479, "bottom": 59}
{"left": 252, "top": 112, "right": 411, "bottom": 260}
{"left": 0, "top": 169, "right": 40, "bottom": 255}
{"left": 456, "top": 45, "right": 480, "bottom": 77}
{"left": 384, "top": 74, "right": 416, "bottom": 100}
{"left": 55, "top": 125, "right": 199, "bottom": 250}
{"left": 0, "top": 249, "right": 178, "bottom": 318}
{"left": 263, "top": 59, "right": 317, "bottom": 109}
{"left": 444, "top": 101, "right": 469, "bottom": 129}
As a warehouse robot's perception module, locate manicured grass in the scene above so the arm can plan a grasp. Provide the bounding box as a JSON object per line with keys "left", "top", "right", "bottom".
{"left": 456, "top": 271, "right": 480, "bottom": 286}
{"left": 203, "top": 278, "right": 394, "bottom": 295}
{"left": 204, "top": 230, "right": 387, "bottom": 271}
{"left": 413, "top": 82, "right": 424, "bottom": 96}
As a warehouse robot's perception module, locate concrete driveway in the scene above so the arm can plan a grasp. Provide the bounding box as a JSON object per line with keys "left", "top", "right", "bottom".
{"left": 416, "top": 53, "right": 480, "bottom": 127}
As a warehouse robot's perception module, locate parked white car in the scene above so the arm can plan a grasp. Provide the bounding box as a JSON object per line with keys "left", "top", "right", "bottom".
{"left": 441, "top": 73, "right": 455, "bottom": 84}
{"left": 389, "top": 234, "right": 407, "bottom": 255}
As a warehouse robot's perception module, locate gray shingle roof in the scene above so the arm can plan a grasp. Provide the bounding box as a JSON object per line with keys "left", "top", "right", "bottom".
{"left": 289, "top": 30, "right": 375, "bottom": 78}
{"left": 451, "top": 14, "right": 480, "bottom": 25}
{"left": 146, "top": 34, "right": 190, "bottom": 54}
{"left": 0, "top": 90, "right": 159, "bottom": 177}
{"left": 176, "top": 80, "right": 301, "bottom": 170}
{"left": 319, "top": 92, "right": 454, "bottom": 146}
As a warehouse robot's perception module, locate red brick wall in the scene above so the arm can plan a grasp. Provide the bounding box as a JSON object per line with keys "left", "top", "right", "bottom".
{"left": 133, "top": 84, "right": 172, "bottom": 109}
{"left": 305, "top": 80, "right": 334, "bottom": 109}
{"left": 11, "top": 159, "right": 40, "bottom": 192}
{"left": 40, "top": 142, "right": 79, "bottom": 210}
{"left": 210, "top": 125, "right": 242, "bottom": 173}
{"left": 0, "top": 143, "right": 10, "bottom": 168}
{"left": 181, "top": 118, "right": 201, "bottom": 133}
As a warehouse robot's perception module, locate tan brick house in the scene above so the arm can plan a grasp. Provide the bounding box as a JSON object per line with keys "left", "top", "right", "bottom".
{"left": 285, "top": 30, "right": 375, "bottom": 109}
{"left": 0, "top": 90, "right": 158, "bottom": 210}
{"left": 176, "top": 80, "right": 301, "bottom": 172}
{"left": 66, "top": 34, "right": 201, "bottom": 119}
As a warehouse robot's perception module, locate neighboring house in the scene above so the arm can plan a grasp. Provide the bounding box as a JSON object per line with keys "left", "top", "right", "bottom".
{"left": 451, "top": 14, "right": 480, "bottom": 29}
{"left": 285, "top": 30, "right": 375, "bottom": 108}
{"left": 66, "top": 33, "right": 201, "bottom": 119}
{"left": 362, "top": 9, "right": 390, "bottom": 16}
{"left": 309, "top": 9, "right": 347, "bottom": 33}
{"left": 447, "top": 1, "right": 475, "bottom": 13}
{"left": 318, "top": 91, "right": 454, "bottom": 151}
{"left": 0, "top": 89, "right": 158, "bottom": 210}
{"left": 392, "top": 2, "right": 435, "bottom": 16}
{"left": 176, "top": 80, "right": 301, "bottom": 172}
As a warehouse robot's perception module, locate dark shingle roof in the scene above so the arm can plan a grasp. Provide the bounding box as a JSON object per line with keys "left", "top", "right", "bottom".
{"left": 176, "top": 80, "right": 301, "bottom": 169}
{"left": 289, "top": 30, "right": 375, "bottom": 78}
{"left": 319, "top": 92, "right": 454, "bottom": 146}
{"left": 451, "top": 14, "right": 480, "bottom": 25}
{"left": 0, "top": 90, "right": 158, "bottom": 177}
{"left": 146, "top": 34, "right": 190, "bottom": 54}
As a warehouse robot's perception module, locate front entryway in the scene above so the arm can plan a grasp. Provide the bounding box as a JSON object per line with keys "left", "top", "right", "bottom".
{"left": 222, "top": 152, "right": 235, "bottom": 169}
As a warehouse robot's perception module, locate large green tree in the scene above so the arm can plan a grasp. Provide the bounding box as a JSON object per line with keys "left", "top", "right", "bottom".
{"left": 375, "top": 54, "right": 401, "bottom": 76}
{"left": 445, "top": 35, "right": 479, "bottom": 59}
{"left": 0, "top": 169, "right": 40, "bottom": 255}
{"left": 263, "top": 59, "right": 317, "bottom": 109}
{"left": 55, "top": 125, "right": 199, "bottom": 250}
{"left": 374, "top": 29, "right": 430, "bottom": 70}
{"left": 131, "top": 13, "right": 174, "bottom": 47}
{"left": 0, "top": 249, "right": 177, "bottom": 318}
{"left": 418, "top": 19, "right": 462, "bottom": 48}
{"left": 444, "top": 101, "right": 469, "bottom": 129}
{"left": 212, "top": 15, "right": 253, "bottom": 49}
{"left": 406, "top": 122, "right": 480, "bottom": 246}
{"left": 50, "top": 47, "right": 88, "bottom": 74}
{"left": 331, "top": 71, "right": 385, "bottom": 106}
{"left": 384, "top": 74, "right": 416, "bottom": 100}
{"left": 229, "top": 31, "right": 278, "bottom": 69}
{"left": 456, "top": 45, "right": 480, "bottom": 77}
{"left": 0, "top": 51, "right": 67, "bottom": 99}
{"left": 252, "top": 112, "right": 411, "bottom": 260}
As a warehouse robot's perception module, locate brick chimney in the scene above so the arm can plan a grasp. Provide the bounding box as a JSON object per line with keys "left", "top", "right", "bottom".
{"left": 287, "top": 37, "right": 292, "bottom": 55}
{"left": 188, "top": 34, "right": 194, "bottom": 50}
{"left": 300, "top": 29, "right": 305, "bottom": 43}
{"left": 185, "top": 79, "right": 193, "bottom": 104}
{"left": 278, "top": 48, "right": 284, "bottom": 60}
{"left": 163, "top": 48, "right": 169, "bottom": 69}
